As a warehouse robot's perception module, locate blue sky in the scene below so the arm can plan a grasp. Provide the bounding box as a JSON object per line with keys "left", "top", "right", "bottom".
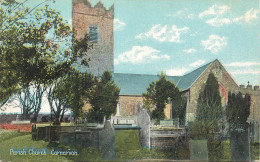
{"left": 1, "top": 0, "right": 260, "bottom": 113}
{"left": 43, "top": 0, "right": 260, "bottom": 85}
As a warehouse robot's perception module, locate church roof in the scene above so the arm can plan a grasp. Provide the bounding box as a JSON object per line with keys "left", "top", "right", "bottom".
{"left": 176, "top": 62, "right": 211, "bottom": 91}
{"left": 113, "top": 61, "right": 212, "bottom": 95}
{"left": 113, "top": 73, "right": 181, "bottom": 95}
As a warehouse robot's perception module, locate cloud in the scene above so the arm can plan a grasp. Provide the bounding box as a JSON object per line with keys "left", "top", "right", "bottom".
{"left": 234, "top": 8, "right": 260, "bottom": 23}
{"left": 166, "top": 68, "right": 189, "bottom": 76}
{"left": 167, "top": 8, "right": 194, "bottom": 19}
{"left": 166, "top": 59, "right": 206, "bottom": 76}
{"left": 183, "top": 48, "right": 197, "bottom": 54}
{"left": 68, "top": 18, "right": 72, "bottom": 25}
{"left": 135, "top": 24, "right": 189, "bottom": 43}
{"left": 190, "top": 32, "right": 198, "bottom": 37}
{"left": 199, "top": 5, "right": 232, "bottom": 27}
{"left": 114, "top": 46, "right": 170, "bottom": 65}
{"left": 189, "top": 60, "right": 205, "bottom": 67}
{"left": 201, "top": 35, "right": 227, "bottom": 54}
{"left": 226, "top": 62, "right": 260, "bottom": 67}
{"left": 230, "top": 69, "right": 260, "bottom": 75}
{"left": 199, "top": 5, "right": 230, "bottom": 18}
{"left": 114, "top": 18, "right": 126, "bottom": 31}
{"left": 200, "top": 5, "right": 260, "bottom": 26}
{"left": 205, "top": 17, "right": 232, "bottom": 27}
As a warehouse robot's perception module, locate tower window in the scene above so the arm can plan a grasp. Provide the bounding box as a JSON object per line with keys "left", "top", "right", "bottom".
{"left": 89, "top": 26, "right": 98, "bottom": 43}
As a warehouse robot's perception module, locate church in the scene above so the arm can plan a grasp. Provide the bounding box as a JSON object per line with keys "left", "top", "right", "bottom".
{"left": 73, "top": 0, "right": 260, "bottom": 127}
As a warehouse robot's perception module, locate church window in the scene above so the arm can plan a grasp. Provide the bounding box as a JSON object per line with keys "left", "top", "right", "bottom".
{"left": 89, "top": 26, "right": 98, "bottom": 43}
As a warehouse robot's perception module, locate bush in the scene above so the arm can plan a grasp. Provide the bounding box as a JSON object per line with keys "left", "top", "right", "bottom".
{"left": 41, "top": 116, "right": 50, "bottom": 122}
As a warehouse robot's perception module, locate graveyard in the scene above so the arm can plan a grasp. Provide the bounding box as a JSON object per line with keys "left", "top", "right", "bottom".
{"left": 0, "top": 109, "right": 259, "bottom": 161}
{"left": 1, "top": 0, "right": 260, "bottom": 161}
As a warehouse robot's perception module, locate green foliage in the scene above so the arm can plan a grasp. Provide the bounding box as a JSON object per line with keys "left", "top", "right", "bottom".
{"left": 172, "top": 95, "right": 187, "bottom": 126}
{"left": 227, "top": 92, "right": 250, "bottom": 129}
{"left": 143, "top": 72, "right": 179, "bottom": 121}
{"left": 0, "top": 0, "right": 91, "bottom": 105}
{"left": 87, "top": 71, "right": 120, "bottom": 122}
{"left": 226, "top": 92, "right": 251, "bottom": 161}
{"left": 196, "top": 73, "right": 222, "bottom": 122}
{"left": 251, "top": 142, "right": 260, "bottom": 161}
{"left": 189, "top": 73, "right": 223, "bottom": 161}
{"left": 61, "top": 72, "right": 95, "bottom": 121}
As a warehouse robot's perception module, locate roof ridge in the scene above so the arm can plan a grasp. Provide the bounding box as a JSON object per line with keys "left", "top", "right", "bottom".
{"left": 114, "top": 72, "right": 181, "bottom": 77}
{"left": 182, "top": 61, "right": 213, "bottom": 77}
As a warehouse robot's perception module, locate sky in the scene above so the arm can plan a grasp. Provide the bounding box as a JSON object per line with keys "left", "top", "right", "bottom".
{"left": 1, "top": 0, "right": 260, "bottom": 113}
{"left": 46, "top": 0, "right": 260, "bottom": 86}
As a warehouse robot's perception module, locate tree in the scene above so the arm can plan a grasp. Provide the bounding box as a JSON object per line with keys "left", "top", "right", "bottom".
{"left": 227, "top": 92, "right": 250, "bottom": 129}
{"left": 9, "top": 83, "right": 46, "bottom": 121}
{"left": 189, "top": 73, "right": 223, "bottom": 160}
{"left": 61, "top": 71, "right": 95, "bottom": 122}
{"left": 0, "top": 0, "right": 91, "bottom": 106}
{"left": 226, "top": 92, "right": 251, "bottom": 161}
{"left": 172, "top": 94, "right": 187, "bottom": 126}
{"left": 46, "top": 78, "right": 68, "bottom": 125}
{"left": 143, "top": 72, "right": 180, "bottom": 121}
{"left": 196, "top": 73, "right": 222, "bottom": 121}
{"left": 87, "top": 71, "right": 120, "bottom": 123}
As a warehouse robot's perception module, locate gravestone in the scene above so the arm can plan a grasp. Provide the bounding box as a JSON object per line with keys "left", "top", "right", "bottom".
{"left": 190, "top": 140, "right": 208, "bottom": 161}
{"left": 137, "top": 108, "right": 150, "bottom": 149}
{"left": 99, "top": 120, "right": 116, "bottom": 160}
{"left": 230, "top": 128, "right": 250, "bottom": 161}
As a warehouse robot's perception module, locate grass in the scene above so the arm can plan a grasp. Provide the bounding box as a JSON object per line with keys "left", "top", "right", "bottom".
{"left": 0, "top": 131, "right": 102, "bottom": 162}
{"left": 1, "top": 131, "right": 259, "bottom": 161}
{"left": 251, "top": 142, "right": 260, "bottom": 161}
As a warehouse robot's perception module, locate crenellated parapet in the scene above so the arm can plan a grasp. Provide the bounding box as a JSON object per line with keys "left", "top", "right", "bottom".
{"left": 73, "top": 0, "right": 114, "bottom": 19}
{"left": 238, "top": 84, "right": 260, "bottom": 93}
{"left": 72, "top": 0, "right": 114, "bottom": 76}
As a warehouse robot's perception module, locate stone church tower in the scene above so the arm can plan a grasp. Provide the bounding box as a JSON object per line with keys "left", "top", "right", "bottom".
{"left": 73, "top": 0, "right": 114, "bottom": 76}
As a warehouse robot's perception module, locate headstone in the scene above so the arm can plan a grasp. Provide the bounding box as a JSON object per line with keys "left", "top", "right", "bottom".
{"left": 137, "top": 108, "right": 150, "bottom": 149}
{"left": 115, "top": 102, "right": 121, "bottom": 116}
{"left": 99, "top": 120, "right": 116, "bottom": 160}
{"left": 190, "top": 140, "right": 208, "bottom": 161}
{"left": 230, "top": 128, "right": 250, "bottom": 161}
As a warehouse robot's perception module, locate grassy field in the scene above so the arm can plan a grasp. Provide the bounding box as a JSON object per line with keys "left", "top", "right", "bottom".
{"left": 0, "top": 131, "right": 102, "bottom": 162}
{"left": 0, "top": 130, "right": 259, "bottom": 161}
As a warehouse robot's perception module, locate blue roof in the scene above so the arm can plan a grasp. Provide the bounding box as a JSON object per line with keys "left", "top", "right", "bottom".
{"left": 113, "top": 61, "right": 212, "bottom": 95}
{"left": 113, "top": 73, "right": 180, "bottom": 95}
{"left": 177, "top": 62, "right": 211, "bottom": 91}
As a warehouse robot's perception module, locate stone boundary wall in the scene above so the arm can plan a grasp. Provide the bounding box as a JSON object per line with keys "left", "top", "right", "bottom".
{"left": 32, "top": 125, "right": 103, "bottom": 148}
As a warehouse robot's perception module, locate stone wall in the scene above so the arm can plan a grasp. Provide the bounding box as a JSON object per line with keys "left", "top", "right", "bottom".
{"left": 73, "top": 0, "right": 114, "bottom": 75}
{"left": 236, "top": 85, "right": 260, "bottom": 141}
{"left": 186, "top": 60, "right": 239, "bottom": 122}
{"left": 118, "top": 95, "right": 172, "bottom": 118}
{"left": 150, "top": 128, "right": 185, "bottom": 149}
{"left": 236, "top": 85, "right": 260, "bottom": 124}
{"left": 118, "top": 95, "right": 143, "bottom": 117}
